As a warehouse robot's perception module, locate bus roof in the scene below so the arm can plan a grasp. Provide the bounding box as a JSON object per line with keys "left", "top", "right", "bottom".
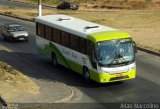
{"left": 36, "top": 14, "right": 115, "bottom": 37}
{"left": 35, "top": 14, "right": 117, "bottom": 38}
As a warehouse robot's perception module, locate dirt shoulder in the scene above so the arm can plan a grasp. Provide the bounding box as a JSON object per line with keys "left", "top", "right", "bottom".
{"left": 13, "top": 0, "right": 160, "bottom": 10}
{"left": 0, "top": 60, "right": 39, "bottom": 101}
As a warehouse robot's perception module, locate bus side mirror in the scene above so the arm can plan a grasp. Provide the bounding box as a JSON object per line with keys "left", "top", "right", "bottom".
{"left": 133, "top": 41, "right": 137, "bottom": 53}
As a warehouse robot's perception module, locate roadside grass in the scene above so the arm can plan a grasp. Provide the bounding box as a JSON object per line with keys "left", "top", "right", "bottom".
{"left": 0, "top": 60, "right": 39, "bottom": 100}
{"left": 0, "top": 6, "right": 159, "bottom": 52}
{"left": 14, "top": 0, "right": 160, "bottom": 9}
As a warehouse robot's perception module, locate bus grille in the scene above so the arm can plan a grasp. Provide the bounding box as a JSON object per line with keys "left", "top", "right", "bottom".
{"left": 109, "top": 75, "right": 129, "bottom": 81}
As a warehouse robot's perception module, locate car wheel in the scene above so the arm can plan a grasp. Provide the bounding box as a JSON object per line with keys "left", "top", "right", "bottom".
{"left": 9, "top": 37, "right": 13, "bottom": 42}
{"left": 25, "top": 39, "right": 29, "bottom": 42}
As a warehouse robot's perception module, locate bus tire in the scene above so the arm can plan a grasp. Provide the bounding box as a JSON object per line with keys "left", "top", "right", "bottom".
{"left": 25, "top": 39, "right": 29, "bottom": 42}
{"left": 52, "top": 53, "right": 58, "bottom": 67}
{"left": 83, "top": 67, "right": 90, "bottom": 81}
{"left": 3, "top": 37, "right": 7, "bottom": 41}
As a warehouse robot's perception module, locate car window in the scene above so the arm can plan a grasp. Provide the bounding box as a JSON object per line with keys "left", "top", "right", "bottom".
{"left": 9, "top": 26, "right": 24, "bottom": 32}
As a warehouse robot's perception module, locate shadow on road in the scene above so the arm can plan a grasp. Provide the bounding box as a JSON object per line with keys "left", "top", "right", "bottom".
{"left": 1, "top": 50, "right": 160, "bottom": 103}
{"left": 0, "top": 50, "right": 124, "bottom": 89}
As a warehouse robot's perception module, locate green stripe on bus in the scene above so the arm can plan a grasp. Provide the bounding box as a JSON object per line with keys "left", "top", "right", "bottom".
{"left": 38, "top": 42, "right": 71, "bottom": 69}
{"left": 67, "top": 59, "right": 83, "bottom": 74}
{"left": 49, "top": 43, "right": 71, "bottom": 69}
{"left": 38, "top": 42, "right": 85, "bottom": 74}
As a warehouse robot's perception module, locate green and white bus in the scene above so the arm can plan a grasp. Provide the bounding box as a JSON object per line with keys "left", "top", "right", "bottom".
{"left": 35, "top": 14, "right": 137, "bottom": 83}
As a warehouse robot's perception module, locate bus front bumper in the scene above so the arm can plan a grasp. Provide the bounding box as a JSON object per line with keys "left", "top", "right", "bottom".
{"left": 90, "top": 68, "right": 136, "bottom": 83}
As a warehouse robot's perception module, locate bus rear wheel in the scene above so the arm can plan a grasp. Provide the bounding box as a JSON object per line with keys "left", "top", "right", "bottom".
{"left": 52, "top": 53, "right": 58, "bottom": 67}
{"left": 83, "top": 67, "right": 90, "bottom": 81}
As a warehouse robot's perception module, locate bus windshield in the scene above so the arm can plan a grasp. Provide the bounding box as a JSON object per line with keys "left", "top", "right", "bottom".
{"left": 97, "top": 38, "right": 135, "bottom": 67}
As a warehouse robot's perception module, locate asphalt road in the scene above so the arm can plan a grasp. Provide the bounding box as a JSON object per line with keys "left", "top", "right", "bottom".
{"left": 0, "top": 0, "right": 55, "bottom": 9}
{"left": 0, "top": 15, "right": 160, "bottom": 108}
{"left": 0, "top": 0, "right": 37, "bottom": 8}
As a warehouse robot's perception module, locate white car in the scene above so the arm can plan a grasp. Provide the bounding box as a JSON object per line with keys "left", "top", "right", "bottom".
{"left": 1, "top": 24, "right": 29, "bottom": 42}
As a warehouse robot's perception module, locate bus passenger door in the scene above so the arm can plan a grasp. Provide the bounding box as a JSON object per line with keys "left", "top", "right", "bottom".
{"left": 87, "top": 40, "right": 97, "bottom": 70}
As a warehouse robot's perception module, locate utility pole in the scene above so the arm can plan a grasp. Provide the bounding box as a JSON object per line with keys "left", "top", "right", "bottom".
{"left": 38, "top": 0, "right": 42, "bottom": 16}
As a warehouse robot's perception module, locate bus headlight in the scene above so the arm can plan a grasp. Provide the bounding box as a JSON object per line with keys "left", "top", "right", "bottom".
{"left": 98, "top": 67, "right": 108, "bottom": 73}
{"left": 128, "top": 63, "right": 136, "bottom": 71}
{"left": 98, "top": 67, "right": 104, "bottom": 73}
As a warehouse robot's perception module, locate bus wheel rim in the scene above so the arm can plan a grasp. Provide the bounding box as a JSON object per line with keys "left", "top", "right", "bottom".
{"left": 53, "top": 57, "right": 57, "bottom": 66}
{"left": 84, "top": 69, "right": 89, "bottom": 80}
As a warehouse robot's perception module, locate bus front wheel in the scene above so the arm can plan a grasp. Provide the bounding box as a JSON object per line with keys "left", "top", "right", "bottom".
{"left": 52, "top": 53, "right": 58, "bottom": 67}
{"left": 83, "top": 67, "right": 90, "bottom": 81}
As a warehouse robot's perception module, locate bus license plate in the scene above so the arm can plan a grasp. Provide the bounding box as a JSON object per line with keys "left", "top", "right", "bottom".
{"left": 19, "top": 38, "right": 24, "bottom": 40}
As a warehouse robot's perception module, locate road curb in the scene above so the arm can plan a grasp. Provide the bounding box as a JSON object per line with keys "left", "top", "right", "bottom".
{"left": 17, "top": 84, "right": 74, "bottom": 109}
{"left": 55, "top": 83, "right": 74, "bottom": 103}
{"left": 137, "top": 47, "right": 160, "bottom": 57}
{"left": 0, "top": 44, "right": 75, "bottom": 106}
{"left": 0, "top": 13, "right": 34, "bottom": 22}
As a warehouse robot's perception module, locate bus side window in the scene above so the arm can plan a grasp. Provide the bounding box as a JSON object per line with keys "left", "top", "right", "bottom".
{"left": 61, "top": 31, "right": 70, "bottom": 47}
{"left": 87, "top": 40, "right": 97, "bottom": 70}
{"left": 45, "top": 25, "right": 52, "bottom": 41}
{"left": 79, "top": 38, "right": 86, "bottom": 54}
{"left": 37, "top": 23, "right": 44, "bottom": 37}
{"left": 53, "top": 28, "right": 61, "bottom": 44}
{"left": 70, "top": 34, "right": 79, "bottom": 51}
{"left": 40, "top": 24, "right": 45, "bottom": 38}
{"left": 52, "top": 28, "right": 56, "bottom": 42}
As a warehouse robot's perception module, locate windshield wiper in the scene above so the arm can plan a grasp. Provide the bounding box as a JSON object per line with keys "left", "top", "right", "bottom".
{"left": 117, "top": 54, "right": 127, "bottom": 63}
{"left": 109, "top": 53, "right": 128, "bottom": 67}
